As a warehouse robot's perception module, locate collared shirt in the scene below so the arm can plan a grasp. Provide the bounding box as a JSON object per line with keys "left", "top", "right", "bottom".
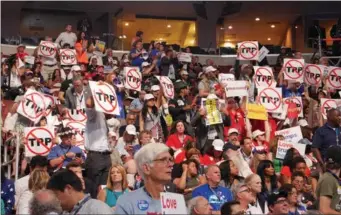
{"left": 75, "top": 91, "right": 85, "bottom": 109}
{"left": 312, "top": 123, "right": 341, "bottom": 159}
{"left": 239, "top": 148, "right": 253, "bottom": 165}
{"left": 280, "top": 84, "right": 304, "bottom": 98}
{"left": 55, "top": 32, "right": 77, "bottom": 47}
{"left": 69, "top": 194, "right": 113, "bottom": 215}
{"left": 47, "top": 143, "right": 85, "bottom": 167}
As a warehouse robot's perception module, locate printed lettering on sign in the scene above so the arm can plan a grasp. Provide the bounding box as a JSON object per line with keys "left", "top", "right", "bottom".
{"left": 177, "top": 52, "right": 192, "bottom": 63}
{"left": 304, "top": 64, "right": 324, "bottom": 86}
{"left": 88, "top": 81, "right": 120, "bottom": 115}
{"left": 67, "top": 109, "right": 87, "bottom": 122}
{"left": 38, "top": 41, "right": 57, "bottom": 58}
{"left": 327, "top": 67, "right": 341, "bottom": 89}
{"left": 59, "top": 49, "right": 77, "bottom": 65}
{"left": 253, "top": 66, "right": 274, "bottom": 88}
{"left": 24, "top": 127, "right": 55, "bottom": 157}
{"left": 124, "top": 67, "right": 142, "bottom": 91}
{"left": 161, "top": 192, "right": 187, "bottom": 215}
{"left": 320, "top": 98, "right": 341, "bottom": 120}
{"left": 283, "top": 97, "right": 303, "bottom": 117}
{"left": 65, "top": 121, "right": 85, "bottom": 145}
{"left": 283, "top": 59, "right": 305, "bottom": 83}
{"left": 237, "top": 41, "right": 259, "bottom": 61}
{"left": 156, "top": 76, "right": 174, "bottom": 99}
{"left": 258, "top": 87, "right": 282, "bottom": 113}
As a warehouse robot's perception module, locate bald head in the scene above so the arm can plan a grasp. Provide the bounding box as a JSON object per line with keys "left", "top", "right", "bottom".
{"left": 188, "top": 196, "right": 212, "bottom": 215}
{"left": 30, "top": 189, "right": 62, "bottom": 215}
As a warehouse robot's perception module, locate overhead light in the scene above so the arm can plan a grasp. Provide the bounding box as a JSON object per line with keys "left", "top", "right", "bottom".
{"left": 295, "top": 25, "right": 298, "bottom": 29}
{"left": 125, "top": 22, "right": 129, "bottom": 26}
{"left": 228, "top": 25, "right": 233, "bottom": 29}
{"left": 119, "top": 36, "right": 122, "bottom": 39}
{"left": 190, "top": 40, "right": 195, "bottom": 44}
{"left": 167, "top": 24, "right": 171, "bottom": 28}
{"left": 227, "top": 39, "right": 231, "bottom": 42}
{"left": 271, "top": 25, "right": 275, "bottom": 28}
{"left": 159, "top": 38, "right": 163, "bottom": 40}
{"left": 220, "top": 27, "right": 224, "bottom": 30}
{"left": 123, "top": 35, "right": 127, "bottom": 39}
{"left": 255, "top": 17, "right": 260, "bottom": 21}
{"left": 267, "top": 38, "right": 271, "bottom": 41}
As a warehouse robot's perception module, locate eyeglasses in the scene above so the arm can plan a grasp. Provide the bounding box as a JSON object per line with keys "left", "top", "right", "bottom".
{"left": 274, "top": 199, "right": 288, "bottom": 205}
{"left": 153, "top": 157, "right": 174, "bottom": 165}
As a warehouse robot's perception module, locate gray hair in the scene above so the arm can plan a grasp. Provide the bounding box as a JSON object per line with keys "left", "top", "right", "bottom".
{"left": 232, "top": 182, "right": 248, "bottom": 200}
{"left": 134, "top": 142, "right": 169, "bottom": 180}
{"left": 187, "top": 196, "right": 205, "bottom": 215}
{"left": 30, "top": 189, "right": 62, "bottom": 215}
{"left": 73, "top": 74, "right": 83, "bottom": 82}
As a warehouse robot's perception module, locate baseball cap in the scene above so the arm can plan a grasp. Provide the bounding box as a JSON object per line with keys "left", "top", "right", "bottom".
{"left": 142, "top": 62, "right": 150, "bottom": 67}
{"left": 71, "top": 65, "right": 81, "bottom": 72}
{"left": 223, "top": 142, "right": 239, "bottom": 151}
{"left": 228, "top": 128, "right": 239, "bottom": 136}
{"left": 326, "top": 145, "right": 341, "bottom": 165}
{"left": 298, "top": 119, "right": 308, "bottom": 127}
{"left": 57, "top": 126, "right": 74, "bottom": 137}
{"left": 126, "top": 125, "right": 137, "bottom": 136}
{"left": 205, "top": 66, "right": 217, "bottom": 74}
{"left": 144, "top": 94, "right": 155, "bottom": 101}
{"left": 25, "top": 70, "right": 33, "bottom": 75}
{"left": 268, "top": 191, "right": 288, "bottom": 206}
{"left": 175, "top": 81, "right": 188, "bottom": 91}
{"left": 212, "top": 139, "right": 224, "bottom": 151}
{"left": 18, "top": 44, "right": 26, "bottom": 48}
{"left": 151, "top": 85, "right": 160, "bottom": 92}
{"left": 108, "top": 131, "right": 118, "bottom": 138}
{"left": 252, "top": 130, "right": 265, "bottom": 139}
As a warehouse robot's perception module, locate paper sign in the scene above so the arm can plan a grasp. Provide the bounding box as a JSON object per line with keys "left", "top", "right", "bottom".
{"left": 283, "top": 97, "right": 303, "bottom": 117}
{"left": 258, "top": 46, "right": 270, "bottom": 62}
{"left": 124, "top": 67, "right": 142, "bottom": 92}
{"left": 63, "top": 120, "right": 85, "bottom": 147}
{"left": 327, "top": 67, "right": 341, "bottom": 89}
{"left": 66, "top": 109, "right": 87, "bottom": 123}
{"left": 161, "top": 192, "right": 187, "bottom": 215}
{"left": 283, "top": 59, "right": 305, "bottom": 83}
{"left": 38, "top": 41, "right": 58, "bottom": 58}
{"left": 275, "top": 126, "right": 303, "bottom": 143}
{"left": 24, "top": 56, "right": 35, "bottom": 65}
{"left": 320, "top": 98, "right": 341, "bottom": 119}
{"left": 219, "top": 74, "right": 235, "bottom": 87}
{"left": 304, "top": 64, "right": 324, "bottom": 86}
{"left": 94, "top": 40, "right": 106, "bottom": 53}
{"left": 156, "top": 76, "right": 174, "bottom": 99}
{"left": 24, "top": 127, "right": 55, "bottom": 157}
{"left": 59, "top": 49, "right": 77, "bottom": 65}
{"left": 177, "top": 52, "right": 192, "bottom": 63}
{"left": 253, "top": 66, "right": 275, "bottom": 88}
{"left": 202, "top": 98, "right": 223, "bottom": 125}
{"left": 225, "top": 81, "right": 248, "bottom": 97}
{"left": 88, "top": 81, "right": 120, "bottom": 115}
{"left": 17, "top": 89, "right": 52, "bottom": 123}
{"left": 237, "top": 41, "right": 259, "bottom": 61}
{"left": 258, "top": 87, "right": 282, "bottom": 113}
{"left": 276, "top": 140, "right": 306, "bottom": 159}
{"left": 247, "top": 103, "right": 268, "bottom": 120}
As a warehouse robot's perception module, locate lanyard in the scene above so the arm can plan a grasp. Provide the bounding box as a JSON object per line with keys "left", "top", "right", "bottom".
{"left": 209, "top": 185, "right": 221, "bottom": 201}
{"left": 71, "top": 195, "right": 91, "bottom": 215}
{"left": 336, "top": 128, "right": 340, "bottom": 146}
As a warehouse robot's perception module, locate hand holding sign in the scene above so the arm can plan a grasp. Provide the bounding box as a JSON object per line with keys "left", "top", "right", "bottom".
{"left": 253, "top": 66, "right": 275, "bottom": 88}
{"left": 24, "top": 127, "right": 55, "bottom": 157}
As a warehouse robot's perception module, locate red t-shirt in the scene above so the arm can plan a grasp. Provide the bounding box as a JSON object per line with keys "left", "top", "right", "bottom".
{"left": 174, "top": 149, "right": 186, "bottom": 164}
{"left": 223, "top": 108, "right": 246, "bottom": 141}
{"left": 280, "top": 165, "right": 311, "bottom": 177}
{"left": 253, "top": 140, "right": 270, "bottom": 152}
{"left": 200, "top": 154, "right": 216, "bottom": 166}
{"left": 166, "top": 134, "right": 194, "bottom": 150}
{"left": 250, "top": 115, "right": 278, "bottom": 140}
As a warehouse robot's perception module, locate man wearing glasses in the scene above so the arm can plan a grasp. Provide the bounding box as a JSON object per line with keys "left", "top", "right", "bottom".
{"left": 232, "top": 183, "right": 255, "bottom": 214}
{"left": 267, "top": 191, "right": 289, "bottom": 215}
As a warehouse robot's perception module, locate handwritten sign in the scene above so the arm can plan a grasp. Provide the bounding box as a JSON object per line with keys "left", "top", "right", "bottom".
{"left": 258, "top": 46, "right": 270, "bottom": 62}
{"left": 124, "top": 67, "right": 142, "bottom": 91}
{"left": 237, "top": 41, "right": 259, "bottom": 61}
{"left": 283, "top": 97, "right": 303, "bottom": 118}
{"left": 203, "top": 98, "right": 223, "bottom": 125}
{"left": 247, "top": 103, "right": 268, "bottom": 120}
{"left": 276, "top": 140, "right": 306, "bottom": 159}
{"left": 161, "top": 192, "right": 187, "bottom": 215}
{"left": 218, "top": 74, "right": 235, "bottom": 87}
{"left": 275, "top": 126, "right": 303, "bottom": 143}
{"left": 177, "top": 52, "right": 192, "bottom": 63}
{"left": 224, "top": 81, "right": 248, "bottom": 97}
{"left": 24, "top": 127, "right": 55, "bottom": 157}
{"left": 59, "top": 49, "right": 77, "bottom": 65}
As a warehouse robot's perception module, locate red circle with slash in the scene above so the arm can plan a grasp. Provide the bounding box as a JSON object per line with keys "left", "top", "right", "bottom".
{"left": 255, "top": 67, "right": 273, "bottom": 87}
{"left": 304, "top": 64, "right": 322, "bottom": 85}
{"left": 22, "top": 92, "right": 47, "bottom": 120}
{"left": 259, "top": 88, "right": 281, "bottom": 111}
{"left": 327, "top": 67, "right": 341, "bottom": 89}
{"left": 92, "top": 82, "right": 118, "bottom": 113}
{"left": 126, "top": 68, "right": 141, "bottom": 90}
{"left": 239, "top": 42, "right": 258, "bottom": 60}
{"left": 284, "top": 59, "right": 305, "bottom": 80}
{"left": 39, "top": 41, "right": 56, "bottom": 57}
{"left": 25, "top": 127, "right": 54, "bottom": 155}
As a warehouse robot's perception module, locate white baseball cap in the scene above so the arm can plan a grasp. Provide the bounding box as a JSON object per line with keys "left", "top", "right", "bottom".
{"left": 142, "top": 62, "right": 150, "bottom": 67}
{"left": 71, "top": 65, "right": 81, "bottom": 72}
{"left": 144, "top": 94, "right": 155, "bottom": 101}
{"left": 126, "top": 125, "right": 137, "bottom": 135}
{"left": 212, "top": 139, "right": 225, "bottom": 151}
{"left": 205, "top": 66, "right": 217, "bottom": 73}
{"left": 228, "top": 128, "right": 239, "bottom": 136}
{"left": 252, "top": 130, "right": 265, "bottom": 139}
{"left": 151, "top": 85, "right": 160, "bottom": 92}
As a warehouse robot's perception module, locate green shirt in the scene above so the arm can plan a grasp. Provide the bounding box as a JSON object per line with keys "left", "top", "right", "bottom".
{"left": 316, "top": 172, "right": 341, "bottom": 211}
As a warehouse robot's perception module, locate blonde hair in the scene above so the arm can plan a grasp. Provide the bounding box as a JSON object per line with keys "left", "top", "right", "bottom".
{"left": 106, "top": 165, "right": 128, "bottom": 190}
{"left": 29, "top": 169, "right": 50, "bottom": 192}
{"left": 245, "top": 173, "right": 260, "bottom": 186}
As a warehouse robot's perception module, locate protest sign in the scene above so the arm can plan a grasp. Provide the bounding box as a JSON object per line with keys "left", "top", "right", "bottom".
{"left": 161, "top": 192, "right": 187, "bottom": 215}
{"left": 124, "top": 67, "right": 142, "bottom": 91}
{"left": 38, "top": 41, "right": 57, "bottom": 58}
{"left": 253, "top": 66, "right": 275, "bottom": 88}
{"left": 94, "top": 40, "right": 106, "bottom": 54}
{"left": 66, "top": 109, "right": 87, "bottom": 123}
{"left": 247, "top": 103, "right": 268, "bottom": 120}
{"left": 218, "top": 73, "right": 235, "bottom": 87}
{"left": 24, "top": 56, "right": 35, "bottom": 65}
{"left": 258, "top": 87, "right": 282, "bottom": 113}
{"left": 275, "top": 126, "right": 303, "bottom": 143}
{"left": 276, "top": 141, "right": 306, "bottom": 160}
{"left": 258, "top": 46, "right": 270, "bottom": 62}
{"left": 304, "top": 64, "right": 324, "bottom": 86}
{"left": 177, "top": 52, "right": 192, "bottom": 63}
{"left": 224, "top": 81, "right": 248, "bottom": 97}
{"left": 17, "top": 89, "right": 51, "bottom": 123}
{"left": 237, "top": 41, "right": 259, "bottom": 61}
{"left": 59, "top": 49, "right": 77, "bottom": 65}
{"left": 202, "top": 98, "right": 223, "bottom": 125}
{"left": 320, "top": 98, "right": 341, "bottom": 119}
{"left": 327, "top": 67, "right": 341, "bottom": 89}
{"left": 24, "top": 127, "right": 55, "bottom": 157}
{"left": 88, "top": 81, "right": 120, "bottom": 115}
{"left": 283, "top": 97, "right": 303, "bottom": 118}
{"left": 64, "top": 120, "right": 85, "bottom": 146}
{"left": 156, "top": 76, "right": 174, "bottom": 99}
{"left": 283, "top": 59, "right": 305, "bottom": 83}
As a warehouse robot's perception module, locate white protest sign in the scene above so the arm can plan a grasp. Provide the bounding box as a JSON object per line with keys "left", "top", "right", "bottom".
{"left": 161, "top": 192, "right": 187, "bottom": 215}
{"left": 63, "top": 120, "right": 85, "bottom": 147}
{"left": 237, "top": 41, "right": 259, "bottom": 61}
{"left": 258, "top": 46, "right": 270, "bottom": 62}
{"left": 225, "top": 81, "right": 248, "bottom": 97}
{"left": 156, "top": 76, "right": 174, "bottom": 99}
{"left": 124, "top": 67, "right": 142, "bottom": 92}
{"left": 304, "top": 64, "right": 324, "bottom": 86}
{"left": 258, "top": 87, "right": 282, "bottom": 113}
{"left": 327, "top": 67, "right": 341, "bottom": 89}
{"left": 24, "top": 56, "right": 35, "bottom": 65}
{"left": 253, "top": 66, "right": 275, "bottom": 88}
{"left": 38, "top": 41, "right": 58, "bottom": 58}
{"left": 283, "top": 59, "right": 305, "bottom": 83}
{"left": 283, "top": 97, "right": 303, "bottom": 117}
{"left": 276, "top": 141, "right": 306, "bottom": 159}
{"left": 218, "top": 73, "right": 235, "bottom": 87}
{"left": 275, "top": 126, "right": 303, "bottom": 143}
{"left": 17, "top": 89, "right": 52, "bottom": 123}
{"left": 59, "top": 49, "right": 77, "bottom": 65}
{"left": 88, "top": 81, "right": 120, "bottom": 115}
{"left": 177, "top": 52, "right": 192, "bottom": 63}
{"left": 24, "top": 127, "right": 55, "bottom": 157}
{"left": 66, "top": 109, "right": 87, "bottom": 123}
{"left": 320, "top": 98, "right": 341, "bottom": 120}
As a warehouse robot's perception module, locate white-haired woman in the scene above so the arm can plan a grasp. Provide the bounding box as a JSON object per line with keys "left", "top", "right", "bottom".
{"left": 115, "top": 143, "right": 173, "bottom": 214}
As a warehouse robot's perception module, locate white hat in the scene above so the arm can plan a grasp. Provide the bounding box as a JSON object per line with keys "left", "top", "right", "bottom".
{"left": 205, "top": 66, "right": 217, "bottom": 73}
{"left": 144, "top": 94, "right": 155, "bottom": 101}
{"left": 207, "top": 94, "right": 218, "bottom": 100}
{"left": 71, "top": 65, "right": 81, "bottom": 72}
{"left": 228, "top": 128, "right": 239, "bottom": 136}
{"left": 151, "top": 85, "right": 160, "bottom": 91}
{"left": 126, "top": 125, "right": 137, "bottom": 135}
{"left": 298, "top": 119, "right": 308, "bottom": 127}
{"left": 212, "top": 139, "right": 224, "bottom": 151}
{"left": 180, "top": 70, "right": 189, "bottom": 75}
{"left": 142, "top": 62, "right": 150, "bottom": 67}
{"left": 252, "top": 130, "right": 265, "bottom": 139}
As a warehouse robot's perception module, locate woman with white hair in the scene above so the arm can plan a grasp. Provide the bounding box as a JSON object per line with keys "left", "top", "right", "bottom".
{"left": 115, "top": 143, "right": 173, "bottom": 214}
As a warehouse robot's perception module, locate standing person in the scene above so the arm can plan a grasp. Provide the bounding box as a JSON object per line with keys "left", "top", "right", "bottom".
{"left": 316, "top": 145, "right": 341, "bottom": 214}
{"left": 312, "top": 108, "right": 341, "bottom": 168}
{"left": 131, "top": 31, "right": 143, "bottom": 48}
{"left": 40, "top": 36, "right": 58, "bottom": 81}
{"left": 160, "top": 49, "right": 178, "bottom": 78}
{"left": 115, "top": 143, "right": 173, "bottom": 214}
{"left": 130, "top": 40, "right": 144, "bottom": 68}
{"left": 64, "top": 75, "right": 86, "bottom": 110}
{"left": 55, "top": 24, "right": 77, "bottom": 48}
{"left": 47, "top": 170, "right": 114, "bottom": 214}
{"left": 192, "top": 165, "right": 234, "bottom": 213}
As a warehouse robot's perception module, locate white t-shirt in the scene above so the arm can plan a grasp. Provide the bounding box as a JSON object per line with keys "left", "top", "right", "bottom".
{"left": 10, "top": 70, "right": 22, "bottom": 88}
{"left": 55, "top": 32, "right": 77, "bottom": 47}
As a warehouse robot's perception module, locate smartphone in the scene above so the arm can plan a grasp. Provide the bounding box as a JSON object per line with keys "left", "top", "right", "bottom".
{"left": 75, "top": 153, "right": 82, "bottom": 158}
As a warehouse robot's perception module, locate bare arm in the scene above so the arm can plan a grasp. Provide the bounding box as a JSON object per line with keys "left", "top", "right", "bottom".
{"left": 319, "top": 196, "right": 341, "bottom": 215}
{"left": 49, "top": 156, "right": 65, "bottom": 168}
{"left": 97, "top": 189, "right": 107, "bottom": 202}
{"left": 264, "top": 120, "right": 271, "bottom": 142}
{"left": 173, "top": 168, "right": 188, "bottom": 190}
{"left": 139, "top": 111, "right": 144, "bottom": 132}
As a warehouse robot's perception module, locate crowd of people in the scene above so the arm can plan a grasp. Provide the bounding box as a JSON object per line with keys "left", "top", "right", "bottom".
{"left": 1, "top": 22, "right": 341, "bottom": 215}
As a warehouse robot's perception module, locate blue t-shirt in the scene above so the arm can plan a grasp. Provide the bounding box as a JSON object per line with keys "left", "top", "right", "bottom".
{"left": 192, "top": 184, "right": 234, "bottom": 211}
{"left": 130, "top": 49, "right": 144, "bottom": 67}
{"left": 47, "top": 143, "right": 85, "bottom": 167}
{"left": 280, "top": 84, "right": 304, "bottom": 98}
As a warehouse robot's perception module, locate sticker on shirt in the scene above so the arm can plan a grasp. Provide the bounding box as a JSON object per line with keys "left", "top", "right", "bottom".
{"left": 208, "top": 129, "right": 218, "bottom": 140}
{"left": 137, "top": 200, "right": 149, "bottom": 211}
{"left": 208, "top": 194, "right": 226, "bottom": 204}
